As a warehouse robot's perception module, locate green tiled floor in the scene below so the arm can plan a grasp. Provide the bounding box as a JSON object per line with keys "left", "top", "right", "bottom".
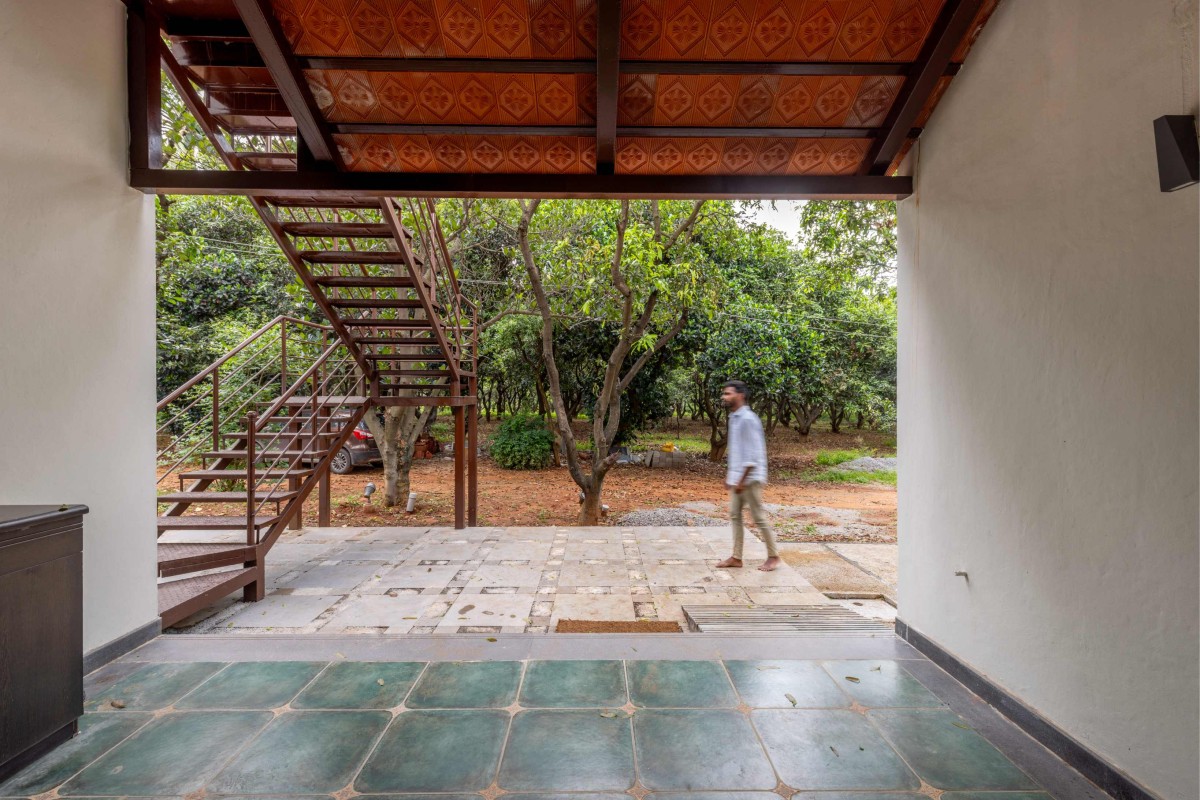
{"left": 0, "top": 659, "right": 1054, "bottom": 799}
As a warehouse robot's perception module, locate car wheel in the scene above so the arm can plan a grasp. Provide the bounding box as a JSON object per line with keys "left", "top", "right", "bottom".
{"left": 330, "top": 447, "right": 354, "bottom": 475}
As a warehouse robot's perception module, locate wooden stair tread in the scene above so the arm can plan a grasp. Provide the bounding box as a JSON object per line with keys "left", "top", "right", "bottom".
{"left": 339, "top": 318, "right": 434, "bottom": 327}
{"left": 376, "top": 369, "right": 451, "bottom": 377}
{"left": 327, "top": 298, "right": 427, "bottom": 309}
{"left": 314, "top": 276, "right": 424, "bottom": 288}
{"left": 177, "top": 468, "right": 314, "bottom": 480}
{"left": 159, "top": 568, "right": 256, "bottom": 626}
{"left": 158, "top": 542, "right": 254, "bottom": 564}
{"left": 300, "top": 250, "right": 406, "bottom": 264}
{"left": 157, "top": 514, "right": 280, "bottom": 530}
{"left": 157, "top": 491, "right": 297, "bottom": 503}
{"left": 283, "top": 222, "right": 392, "bottom": 237}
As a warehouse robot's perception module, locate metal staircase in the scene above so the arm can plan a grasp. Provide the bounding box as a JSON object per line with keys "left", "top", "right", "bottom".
{"left": 153, "top": 37, "right": 480, "bottom": 627}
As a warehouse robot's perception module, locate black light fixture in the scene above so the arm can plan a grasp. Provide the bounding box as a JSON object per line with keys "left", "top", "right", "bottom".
{"left": 1154, "top": 115, "right": 1199, "bottom": 192}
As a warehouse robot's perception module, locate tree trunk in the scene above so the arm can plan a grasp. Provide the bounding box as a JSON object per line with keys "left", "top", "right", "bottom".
{"left": 578, "top": 473, "right": 606, "bottom": 525}
{"left": 829, "top": 405, "right": 845, "bottom": 434}
{"left": 362, "top": 405, "right": 433, "bottom": 507}
{"left": 855, "top": 410, "right": 864, "bottom": 430}
{"left": 795, "top": 403, "right": 822, "bottom": 436}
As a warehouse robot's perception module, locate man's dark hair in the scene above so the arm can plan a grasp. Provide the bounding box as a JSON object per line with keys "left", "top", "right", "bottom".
{"left": 724, "top": 380, "right": 749, "bottom": 398}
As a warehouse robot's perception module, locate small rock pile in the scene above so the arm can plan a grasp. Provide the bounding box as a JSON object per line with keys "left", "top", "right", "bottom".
{"left": 616, "top": 508, "right": 726, "bottom": 527}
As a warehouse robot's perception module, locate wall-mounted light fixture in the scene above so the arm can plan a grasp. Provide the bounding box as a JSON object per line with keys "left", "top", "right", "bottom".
{"left": 1154, "top": 115, "right": 1199, "bottom": 192}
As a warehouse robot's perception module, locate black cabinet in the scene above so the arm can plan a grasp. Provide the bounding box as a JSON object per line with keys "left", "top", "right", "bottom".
{"left": 0, "top": 505, "right": 86, "bottom": 782}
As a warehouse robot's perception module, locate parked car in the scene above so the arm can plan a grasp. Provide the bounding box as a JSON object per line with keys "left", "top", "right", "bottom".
{"left": 329, "top": 416, "right": 382, "bottom": 474}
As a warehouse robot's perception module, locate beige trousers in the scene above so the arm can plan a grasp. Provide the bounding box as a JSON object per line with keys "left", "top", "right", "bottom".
{"left": 729, "top": 481, "right": 778, "bottom": 559}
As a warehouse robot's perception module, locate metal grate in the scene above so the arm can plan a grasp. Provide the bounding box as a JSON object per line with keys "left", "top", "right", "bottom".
{"left": 682, "top": 604, "right": 894, "bottom": 635}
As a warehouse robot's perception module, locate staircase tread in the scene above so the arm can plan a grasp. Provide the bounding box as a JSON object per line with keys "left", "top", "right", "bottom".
{"left": 158, "top": 514, "right": 280, "bottom": 530}
{"left": 158, "top": 542, "right": 254, "bottom": 559}
{"left": 159, "top": 568, "right": 255, "bottom": 617}
{"left": 178, "top": 469, "right": 314, "bottom": 480}
{"left": 157, "top": 491, "right": 298, "bottom": 503}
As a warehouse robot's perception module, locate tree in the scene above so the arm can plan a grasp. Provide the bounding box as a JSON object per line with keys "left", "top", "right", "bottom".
{"left": 361, "top": 406, "right": 435, "bottom": 507}
{"left": 516, "top": 199, "right": 716, "bottom": 524}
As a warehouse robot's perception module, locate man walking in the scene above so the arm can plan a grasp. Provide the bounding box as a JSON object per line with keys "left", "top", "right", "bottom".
{"left": 716, "top": 380, "right": 780, "bottom": 572}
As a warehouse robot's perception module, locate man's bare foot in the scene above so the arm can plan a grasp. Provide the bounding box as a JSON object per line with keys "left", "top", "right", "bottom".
{"left": 758, "top": 557, "right": 781, "bottom": 572}
{"left": 715, "top": 557, "right": 743, "bottom": 569}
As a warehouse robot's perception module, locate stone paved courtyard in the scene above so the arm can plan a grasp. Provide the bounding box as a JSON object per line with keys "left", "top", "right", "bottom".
{"left": 165, "top": 526, "right": 832, "bottom": 634}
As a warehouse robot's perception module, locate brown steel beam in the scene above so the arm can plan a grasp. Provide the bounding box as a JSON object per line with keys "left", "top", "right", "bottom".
{"left": 860, "top": 0, "right": 985, "bottom": 175}
{"left": 595, "top": 0, "right": 621, "bottom": 173}
{"left": 127, "top": 3, "right": 162, "bottom": 170}
{"left": 163, "top": 16, "right": 254, "bottom": 40}
{"left": 131, "top": 168, "right": 913, "bottom": 200}
{"left": 233, "top": 0, "right": 341, "bottom": 166}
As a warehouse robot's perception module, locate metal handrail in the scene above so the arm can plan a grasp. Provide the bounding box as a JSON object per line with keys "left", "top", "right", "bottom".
{"left": 156, "top": 315, "right": 329, "bottom": 411}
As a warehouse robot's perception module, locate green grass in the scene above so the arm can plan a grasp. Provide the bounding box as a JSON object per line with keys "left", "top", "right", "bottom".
{"left": 814, "top": 448, "right": 873, "bottom": 466}
{"left": 807, "top": 468, "right": 897, "bottom": 485}
{"left": 634, "top": 430, "right": 712, "bottom": 455}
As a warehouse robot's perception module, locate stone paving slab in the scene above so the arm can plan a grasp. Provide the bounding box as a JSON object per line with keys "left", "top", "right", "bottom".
{"left": 166, "top": 525, "right": 826, "bottom": 635}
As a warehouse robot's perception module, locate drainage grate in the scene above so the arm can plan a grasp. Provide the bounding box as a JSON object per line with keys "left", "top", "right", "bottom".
{"left": 682, "top": 604, "right": 894, "bottom": 635}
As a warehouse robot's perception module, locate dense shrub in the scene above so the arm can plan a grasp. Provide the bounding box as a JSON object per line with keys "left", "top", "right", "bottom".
{"left": 491, "top": 414, "right": 555, "bottom": 470}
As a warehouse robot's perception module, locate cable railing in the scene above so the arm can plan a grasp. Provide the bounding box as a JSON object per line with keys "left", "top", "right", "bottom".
{"left": 155, "top": 315, "right": 331, "bottom": 486}
{"left": 242, "top": 342, "right": 364, "bottom": 542}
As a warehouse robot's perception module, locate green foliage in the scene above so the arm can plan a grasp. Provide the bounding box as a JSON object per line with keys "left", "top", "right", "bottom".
{"left": 807, "top": 468, "right": 897, "bottom": 485}
{"left": 490, "top": 413, "right": 556, "bottom": 470}
{"left": 814, "top": 448, "right": 873, "bottom": 466}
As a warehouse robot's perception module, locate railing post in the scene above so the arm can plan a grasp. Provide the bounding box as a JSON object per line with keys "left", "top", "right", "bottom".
{"left": 212, "top": 369, "right": 220, "bottom": 452}
{"left": 245, "top": 411, "right": 257, "bottom": 546}
{"left": 453, "top": 378, "right": 465, "bottom": 530}
{"left": 280, "top": 321, "right": 288, "bottom": 394}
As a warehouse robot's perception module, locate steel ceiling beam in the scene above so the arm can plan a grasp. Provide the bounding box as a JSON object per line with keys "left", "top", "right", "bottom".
{"left": 594, "top": 0, "right": 621, "bottom": 174}
{"left": 130, "top": 168, "right": 912, "bottom": 200}
{"left": 232, "top": 0, "right": 341, "bottom": 166}
{"left": 859, "top": 0, "right": 986, "bottom": 175}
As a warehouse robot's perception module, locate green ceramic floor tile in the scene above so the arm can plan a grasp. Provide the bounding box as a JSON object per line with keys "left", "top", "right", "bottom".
{"left": 292, "top": 661, "right": 425, "bottom": 709}
{"left": 648, "top": 794, "right": 782, "bottom": 800}
{"left": 504, "top": 794, "right": 630, "bottom": 800}
{"left": 633, "top": 710, "right": 776, "bottom": 790}
{"left": 58, "top": 711, "right": 271, "bottom": 797}
{"left": 939, "top": 794, "right": 1053, "bottom": 800}
{"left": 406, "top": 661, "right": 522, "bottom": 708}
{"left": 519, "top": 661, "right": 627, "bottom": 708}
{"left": 753, "top": 710, "right": 920, "bottom": 790}
{"left": 627, "top": 661, "right": 737, "bottom": 708}
{"left": 355, "top": 710, "right": 509, "bottom": 792}
{"left": 209, "top": 796, "right": 332, "bottom": 799}
{"left": 175, "top": 661, "right": 326, "bottom": 709}
{"left": 208, "top": 710, "right": 390, "bottom": 794}
{"left": 84, "top": 662, "right": 226, "bottom": 711}
{"left": 355, "top": 795, "right": 482, "bottom": 800}
{"left": 821, "top": 661, "right": 945, "bottom": 708}
{"left": 499, "top": 710, "right": 634, "bottom": 790}
{"left": 725, "top": 661, "right": 850, "bottom": 708}
{"left": 786, "top": 794, "right": 927, "bottom": 799}
{"left": 0, "top": 713, "right": 151, "bottom": 797}
{"left": 869, "top": 710, "right": 1040, "bottom": 791}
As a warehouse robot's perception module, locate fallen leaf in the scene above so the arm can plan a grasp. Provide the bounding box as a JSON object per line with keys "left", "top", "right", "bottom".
{"left": 486, "top": 637, "right": 498, "bottom": 642}
{"left": 952, "top": 721, "right": 971, "bottom": 730}
{"left": 829, "top": 745, "right": 840, "bottom": 757}
{"left": 757, "top": 665, "right": 781, "bottom": 671}
{"left": 869, "top": 666, "right": 882, "bottom": 672}
{"left": 336, "top": 652, "right": 345, "bottom": 659}
{"left": 844, "top": 676, "right": 861, "bottom": 683}
{"left": 785, "top": 693, "right": 798, "bottom": 707}
{"left": 377, "top": 679, "right": 385, "bottom": 686}
{"left": 109, "top": 700, "right": 126, "bottom": 709}
{"left": 600, "top": 711, "right": 618, "bottom": 718}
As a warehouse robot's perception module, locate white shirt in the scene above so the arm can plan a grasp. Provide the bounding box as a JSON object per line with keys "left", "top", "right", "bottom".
{"left": 726, "top": 405, "right": 768, "bottom": 486}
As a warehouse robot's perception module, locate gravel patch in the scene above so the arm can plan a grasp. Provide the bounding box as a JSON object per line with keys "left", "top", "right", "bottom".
{"left": 616, "top": 508, "right": 727, "bottom": 527}
{"left": 837, "top": 456, "right": 897, "bottom": 473}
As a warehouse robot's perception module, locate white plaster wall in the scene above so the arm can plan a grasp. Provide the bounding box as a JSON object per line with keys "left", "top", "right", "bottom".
{"left": 0, "top": 2, "right": 158, "bottom": 652}
{"left": 897, "top": 1, "right": 1200, "bottom": 797}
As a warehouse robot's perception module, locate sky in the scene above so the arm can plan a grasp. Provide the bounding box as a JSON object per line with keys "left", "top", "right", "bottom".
{"left": 739, "top": 200, "right": 806, "bottom": 242}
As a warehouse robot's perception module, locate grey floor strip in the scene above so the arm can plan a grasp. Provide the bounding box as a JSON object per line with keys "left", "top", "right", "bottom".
{"left": 122, "top": 632, "right": 920, "bottom": 662}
